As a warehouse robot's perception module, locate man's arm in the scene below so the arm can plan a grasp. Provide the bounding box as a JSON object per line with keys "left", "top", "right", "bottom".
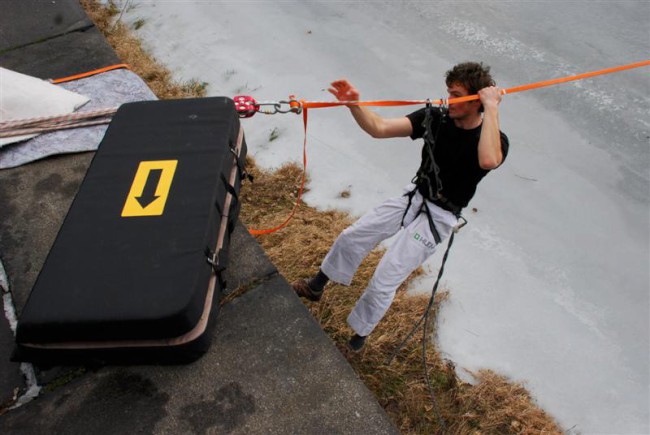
{"left": 328, "top": 79, "right": 412, "bottom": 139}
{"left": 477, "top": 86, "right": 504, "bottom": 169}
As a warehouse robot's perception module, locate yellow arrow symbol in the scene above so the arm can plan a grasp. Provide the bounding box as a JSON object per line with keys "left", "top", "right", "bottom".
{"left": 121, "top": 160, "right": 178, "bottom": 217}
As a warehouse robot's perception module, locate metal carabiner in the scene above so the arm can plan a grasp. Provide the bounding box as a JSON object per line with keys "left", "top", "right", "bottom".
{"left": 236, "top": 95, "right": 303, "bottom": 116}
{"left": 275, "top": 95, "right": 303, "bottom": 115}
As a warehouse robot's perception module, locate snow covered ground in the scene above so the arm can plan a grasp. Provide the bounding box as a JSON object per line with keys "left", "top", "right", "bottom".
{"left": 117, "top": 1, "right": 649, "bottom": 433}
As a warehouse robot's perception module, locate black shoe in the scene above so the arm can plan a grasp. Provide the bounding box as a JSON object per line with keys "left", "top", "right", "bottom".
{"left": 348, "top": 334, "right": 366, "bottom": 352}
{"left": 291, "top": 279, "right": 323, "bottom": 302}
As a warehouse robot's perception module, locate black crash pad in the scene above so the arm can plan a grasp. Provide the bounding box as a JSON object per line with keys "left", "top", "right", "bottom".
{"left": 14, "top": 97, "right": 247, "bottom": 364}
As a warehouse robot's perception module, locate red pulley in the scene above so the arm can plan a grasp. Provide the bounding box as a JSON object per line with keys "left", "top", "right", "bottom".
{"left": 233, "top": 95, "right": 259, "bottom": 118}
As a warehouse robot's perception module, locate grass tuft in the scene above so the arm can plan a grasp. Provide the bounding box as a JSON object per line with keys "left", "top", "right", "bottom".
{"left": 80, "top": 0, "right": 206, "bottom": 100}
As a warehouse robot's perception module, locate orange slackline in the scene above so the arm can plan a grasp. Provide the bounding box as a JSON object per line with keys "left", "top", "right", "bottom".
{"left": 51, "top": 63, "right": 131, "bottom": 84}
{"left": 243, "top": 60, "right": 649, "bottom": 235}
{"left": 301, "top": 60, "right": 650, "bottom": 109}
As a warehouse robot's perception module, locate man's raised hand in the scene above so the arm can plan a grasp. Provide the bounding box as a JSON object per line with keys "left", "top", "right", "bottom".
{"left": 328, "top": 79, "right": 360, "bottom": 104}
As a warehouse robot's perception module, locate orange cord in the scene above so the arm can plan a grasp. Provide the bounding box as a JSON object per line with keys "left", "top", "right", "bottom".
{"left": 447, "top": 59, "right": 650, "bottom": 105}
{"left": 51, "top": 64, "right": 131, "bottom": 84}
{"left": 248, "top": 109, "right": 309, "bottom": 235}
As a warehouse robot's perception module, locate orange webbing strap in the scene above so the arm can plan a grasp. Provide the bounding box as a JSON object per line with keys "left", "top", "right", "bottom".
{"left": 303, "top": 100, "right": 427, "bottom": 109}
{"left": 247, "top": 60, "right": 649, "bottom": 235}
{"left": 445, "top": 59, "right": 650, "bottom": 105}
{"left": 51, "top": 63, "right": 131, "bottom": 84}
{"left": 248, "top": 108, "right": 309, "bottom": 235}
{"left": 303, "top": 60, "right": 650, "bottom": 107}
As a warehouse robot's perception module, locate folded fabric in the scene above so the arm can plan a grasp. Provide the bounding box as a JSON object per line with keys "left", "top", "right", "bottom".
{"left": 0, "top": 68, "right": 157, "bottom": 169}
{"left": 0, "top": 67, "right": 90, "bottom": 146}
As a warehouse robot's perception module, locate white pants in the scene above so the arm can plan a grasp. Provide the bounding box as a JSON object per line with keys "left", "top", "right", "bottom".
{"left": 321, "top": 184, "right": 458, "bottom": 337}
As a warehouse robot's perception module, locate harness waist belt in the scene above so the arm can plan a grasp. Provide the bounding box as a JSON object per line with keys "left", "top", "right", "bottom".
{"left": 430, "top": 196, "right": 462, "bottom": 216}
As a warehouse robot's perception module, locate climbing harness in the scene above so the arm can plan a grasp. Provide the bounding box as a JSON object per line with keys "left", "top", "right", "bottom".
{"left": 399, "top": 101, "right": 456, "bottom": 246}
{"left": 414, "top": 101, "right": 447, "bottom": 203}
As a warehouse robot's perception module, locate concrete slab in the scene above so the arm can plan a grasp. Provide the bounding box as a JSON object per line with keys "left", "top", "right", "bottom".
{"left": 0, "top": 276, "right": 398, "bottom": 434}
{"left": 0, "top": 308, "right": 23, "bottom": 409}
{"left": 222, "top": 221, "right": 278, "bottom": 294}
{"left": 0, "top": 152, "right": 94, "bottom": 315}
{"left": 0, "top": 0, "right": 93, "bottom": 52}
{"left": 0, "top": 26, "right": 120, "bottom": 80}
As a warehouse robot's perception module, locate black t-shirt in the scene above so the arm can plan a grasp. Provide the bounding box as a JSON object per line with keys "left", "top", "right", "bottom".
{"left": 406, "top": 107, "right": 509, "bottom": 208}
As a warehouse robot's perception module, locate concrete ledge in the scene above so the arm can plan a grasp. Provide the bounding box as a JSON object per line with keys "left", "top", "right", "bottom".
{"left": 222, "top": 221, "right": 278, "bottom": 294}
{"left": 0, "top": 152, "right": 94, "bottom": 315}
{"left": 0, "top": 275, "right": 398, "bottom": 434}
{"left": 0, "top": 27, "right": 121, "bottom": 80}
{"left": 0, "top": 0, "right": 92, "bottom": 53}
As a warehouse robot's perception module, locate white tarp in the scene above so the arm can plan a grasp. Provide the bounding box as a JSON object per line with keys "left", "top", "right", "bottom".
{"left": 0, "top": 67, "right": 90, "bottom": 146}
{"left": 0, "top": 68, "right": 157, "bottom": 169}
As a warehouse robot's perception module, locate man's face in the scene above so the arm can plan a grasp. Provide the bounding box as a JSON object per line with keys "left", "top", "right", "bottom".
{"left": 446, "top": 83, "right": 481, "bottom": 120}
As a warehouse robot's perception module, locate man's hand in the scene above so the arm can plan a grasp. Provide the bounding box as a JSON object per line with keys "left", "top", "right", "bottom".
{"left": 477, "top": 86, "right": 503, "bottom": 169}
{"left": 328, "top": 79, "right": 360, "bottom": 103}
{"left": 327, "top": 78, "right": 412, "bottom": 138}
{"left": 478, "top": 86, "right": 502, "bottom": 111}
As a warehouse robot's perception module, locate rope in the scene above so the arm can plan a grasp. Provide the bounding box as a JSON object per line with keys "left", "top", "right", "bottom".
{"left": 248, "top": 109, "right": 309, "bottom": 235}
{"left": 302, "top": 59, "right": 650, "bottom": 108}
{"left": 384, "top": 230, "right": 457, "bottom": 433}
{"left": 0, "top": 108, "right": 118, "bottom": 139}
{"left": 50, "top": 64, "right": 131, "bottom": 84}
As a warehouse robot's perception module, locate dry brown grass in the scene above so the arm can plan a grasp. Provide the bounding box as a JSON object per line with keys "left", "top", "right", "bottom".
{"left": 80, "top": 0, "right": 206, "bottom": 99}
{"left": 241, "top": 160, "right": 563, "bottom": 434}
{"left": 82, "top": 1, "right": 563, "bottom": 432}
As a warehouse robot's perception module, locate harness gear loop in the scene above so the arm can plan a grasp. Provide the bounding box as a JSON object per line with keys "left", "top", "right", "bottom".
{"left": 412, "top": 103, "right": 447, "bottom": 203}
{"left": 398, "top": 101, "right": 457, "bottom": 243}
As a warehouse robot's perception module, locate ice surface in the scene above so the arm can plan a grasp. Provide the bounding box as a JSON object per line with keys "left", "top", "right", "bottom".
{"left": 119, "top": 1, "right": 649, "bottom": 432}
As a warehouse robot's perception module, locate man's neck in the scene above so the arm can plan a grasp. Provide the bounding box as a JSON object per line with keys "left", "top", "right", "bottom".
{"left": 453, "top": 114, "right": 483, "bottom": 130}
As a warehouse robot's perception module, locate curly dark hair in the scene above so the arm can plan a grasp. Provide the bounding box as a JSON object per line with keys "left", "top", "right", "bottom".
{"left": 445, "top": 62, "right": 495, "bottom": 95}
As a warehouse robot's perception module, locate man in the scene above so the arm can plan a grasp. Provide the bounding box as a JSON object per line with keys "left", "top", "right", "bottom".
{"left": 293, "top": 62, "right": 509, "bottom": 351}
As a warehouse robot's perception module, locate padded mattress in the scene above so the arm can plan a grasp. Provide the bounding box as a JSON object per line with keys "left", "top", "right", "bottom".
{"left": 14, "top": 97, "right": 247, "bottom": 364}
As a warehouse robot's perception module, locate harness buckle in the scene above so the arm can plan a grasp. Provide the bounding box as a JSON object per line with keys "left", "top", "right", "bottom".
{"left": 206, "top": 247, "right": 220, "bottom": 269}
{"left": 453, "top": 216, "right": 468, "bottom": 233}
